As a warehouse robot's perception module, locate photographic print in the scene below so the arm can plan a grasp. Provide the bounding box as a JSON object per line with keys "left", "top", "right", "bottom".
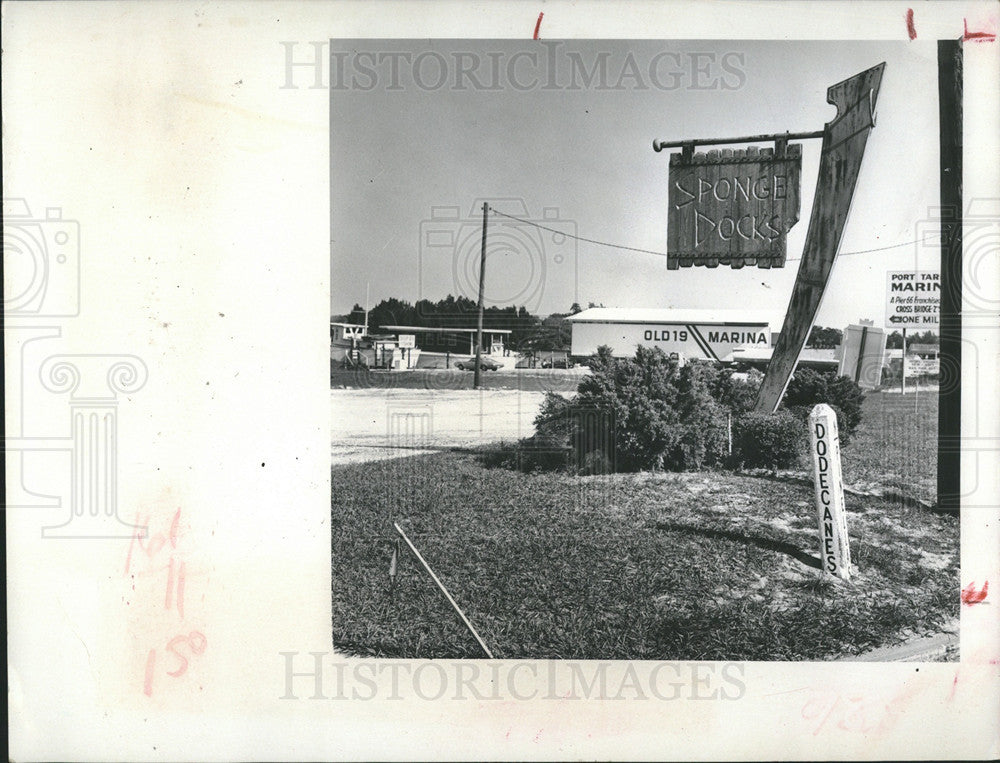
{"left": 330, "top": 39, "right": 963, "bottom": 662}
{"left": 4, "top": 2, "right": 998, "bottom": 760}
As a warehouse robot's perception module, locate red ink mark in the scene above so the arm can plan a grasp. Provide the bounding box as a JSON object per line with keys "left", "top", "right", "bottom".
{"left": 124, "top": 513, "right": 146, "bottom": 574}
{"left": 906, "top": 9, "right": 917, "bottom": 39}
{"left": 964, "top": 18, "right": 997, "bottom": 42}
{"left": 947, "top": 673, "right": 959, "bottom": 702}
{"left": 533, "top": 12, "right": 544, "bottom": 40}
{"left": 166, "top": 631, "right": 208, "bottom": 677}
{"left": 165, "top": 557, "right": 175, "bottom": 610}
{"left": 176, "top": 563, "right": 186, "bottom": 619}
{"left": 802, "top": 693, "right": 879, "bottom": 736}
{"left": 169, "top": 507, "right": 181, "bottom": 548}
{"left": 961, "top": 579, "right": 989, "bottom": 605}
{"left": 143, "top": 649, "right": 156, "bottom": 696}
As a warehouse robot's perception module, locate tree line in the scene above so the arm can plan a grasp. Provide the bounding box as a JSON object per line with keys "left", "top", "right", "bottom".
{"left": 336, "top": 296, "right": 596, "bottom": 351}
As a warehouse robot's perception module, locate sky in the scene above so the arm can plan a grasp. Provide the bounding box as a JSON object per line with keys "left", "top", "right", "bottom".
{"left": 331, "top": 39, "right": 941, "bottom": 330}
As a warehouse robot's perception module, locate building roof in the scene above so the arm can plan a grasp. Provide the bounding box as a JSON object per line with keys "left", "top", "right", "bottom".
{"left": 724, "top": 347, "right": 838, "bottom": 365}
{"left": 330, "top": 321, "right": 365, "bottom": 329}
{"left": 380, "top": 324, "right": 512, "bottom": 335}
{"left": 566, "top": 307, "right": 784, "bottom": 326}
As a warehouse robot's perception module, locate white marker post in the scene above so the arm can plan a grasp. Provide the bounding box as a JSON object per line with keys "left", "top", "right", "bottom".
{"left": 809, "top": 404, "right": 852, "bottom": 580}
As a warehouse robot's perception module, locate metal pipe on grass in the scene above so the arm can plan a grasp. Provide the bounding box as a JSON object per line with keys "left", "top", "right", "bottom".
{"left": 393, "top": 522, "right": 495, "bottom": 659}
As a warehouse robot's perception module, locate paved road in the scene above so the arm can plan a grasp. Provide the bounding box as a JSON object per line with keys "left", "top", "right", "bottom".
{"left": 331, "top": 388, "right": 556, "bottom": 464}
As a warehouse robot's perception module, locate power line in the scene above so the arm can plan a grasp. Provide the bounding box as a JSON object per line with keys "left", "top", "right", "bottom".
{"left": 488, "top": 206, "right": 932, "bottom": 261}
{"left": 489, "top": 207, "right": 671, "bottom": 257}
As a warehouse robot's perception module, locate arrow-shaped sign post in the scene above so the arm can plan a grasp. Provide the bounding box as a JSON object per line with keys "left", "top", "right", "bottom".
{"left": 753, "top": 63, "right": 885, "bottom": 412}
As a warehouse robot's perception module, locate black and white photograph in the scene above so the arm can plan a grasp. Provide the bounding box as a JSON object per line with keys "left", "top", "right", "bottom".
{"left": 330, "top": 38, "right": 964, "bottom": 662}
{"left": 4, "top": 1, "right": 999, "bottom": 760}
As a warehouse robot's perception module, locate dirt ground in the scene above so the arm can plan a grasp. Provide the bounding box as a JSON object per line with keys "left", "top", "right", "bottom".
{"left": 331, "top": 388, "right": 557, "bottom": 464}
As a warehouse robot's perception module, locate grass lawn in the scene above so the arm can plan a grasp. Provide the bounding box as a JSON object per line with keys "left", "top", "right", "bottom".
{"left": 332, "top": 447, "right": 957, "bottom": 660}
{"left": 840, "top": 390, "right": 938, "bottom": 503}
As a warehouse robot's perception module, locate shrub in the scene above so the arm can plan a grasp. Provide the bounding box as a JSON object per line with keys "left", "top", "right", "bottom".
{"left": 576, "top": 345, "right": 684, "bottom": 471}
{"left": 516, "top": 348, "right": 853, "bottom": 474}
{"left": 559, "top": 347, "right": 736, "bottom": 472}
{"left": 706, "top": 365, "right": 763, "bottom": 414}
{"left": 732, "top": 411, "right": 805, "bottom": 469}
{"left": 782, "top": 368, "right": 865, "bottom": 442}
{"left": 669, "top": 362, "right": 731, "bottom": 470}
{"left": 478, "top": 435, "right": 571, "bottom": 473}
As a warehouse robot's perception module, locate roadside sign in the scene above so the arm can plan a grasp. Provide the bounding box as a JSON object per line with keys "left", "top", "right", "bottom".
{"left": 668, "top": 145, "right": 802, "bottom": 269}
{"left": 905, "top": 357, "right": 939, "bottom": 376}
{"left": 397, "top": 334, "right": 416, "bottom": 349}
{"left": 885, "top": 271, "right": 940, "bottom": 327}
{"left": 809, "top": 405, "right": 851, "bottom": 580}
{"left": 570, "top": 321, "right": 770, "bottom": 361}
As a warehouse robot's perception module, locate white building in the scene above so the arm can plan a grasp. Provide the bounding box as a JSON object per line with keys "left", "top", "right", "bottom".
{"left": 567, "top": 307, "right": 784, "bottom": 362}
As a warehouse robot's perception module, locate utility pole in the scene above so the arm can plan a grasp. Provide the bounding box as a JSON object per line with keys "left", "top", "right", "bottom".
{"left": 901, "top": 327, "right": 907, "bottom": 395}
{"left": 937, "top": 38, "right": 962, "bottom": 512}
{"left": 364, "top": 281, "right": 370, "bottom": 336}
{"left": 474, "top": 202, "right": 488, "bottom": 389}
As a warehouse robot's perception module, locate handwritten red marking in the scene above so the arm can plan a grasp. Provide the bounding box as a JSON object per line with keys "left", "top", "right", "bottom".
{"left": 947, "top": 673, "right": 959, "bottom": 702}
{"left": 165, "top": 557, "right": 175, "bottom": 610}
{"left": 176, "top": 563, "right": 187, "bottom": 619}
{"left": 533, "top": 12, "right": 544, "bottom": 40}
{"left": 906, "top": 9, "right": 917, "bottom": 39}
{"left": 166, "top": 631, "right": 208, "bottom": 677}
{"left": 802, "top": 693, "right": 880, "bottom": 736}
{"left": 128, "top": 508, "right": 206, "bottom": 696}
{"left": 169, "top": 507, "right": 181, "bottom": 548}
{"left": 961, "top": 579, "right": 988, "bottom": 605}
{"left": 964, "top": 18, "right": 997, "bottom": 42}
{"left": 143, "top": 650, "right": 156, "bottom": 696}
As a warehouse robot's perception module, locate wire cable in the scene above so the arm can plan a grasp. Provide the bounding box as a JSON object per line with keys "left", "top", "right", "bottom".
{"left": 488, "top": 206, "right": 933, "bottom": 261}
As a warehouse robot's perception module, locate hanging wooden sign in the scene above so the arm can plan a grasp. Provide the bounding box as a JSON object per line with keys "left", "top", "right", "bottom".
{"left": 667, "top": 144, "right": 802, "bottom": 269}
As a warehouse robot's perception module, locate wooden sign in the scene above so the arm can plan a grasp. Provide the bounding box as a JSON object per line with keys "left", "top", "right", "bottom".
{"left": 754, "top": 63, "right": 885, "bottom": 413}
{"left": 667, "top": 144, "right": 802, "bottom": 269}
{"left": 397, "top": 333, "right": 416, "bottom": 349}
{"left": 809, "top": 404, "right": 851, "bottom": 580}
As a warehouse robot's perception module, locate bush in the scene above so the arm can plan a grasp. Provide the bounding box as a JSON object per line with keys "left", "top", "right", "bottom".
{"left": 478, "top": 434, "right": 571, "bottom": 473}
{"left": 512, "top": 348, "right": 863, "bottom": 474}
{"left": 782, "top": 368, "right": 865, "bottom": 442}
{"left": 669, "top": 363, "right": 731, "bottom": 470}
{"left": 732, "top": 411, "right": 805, "bottom": 469}
{"left": 549, "top": 346, "right": 739, "bottom": 472}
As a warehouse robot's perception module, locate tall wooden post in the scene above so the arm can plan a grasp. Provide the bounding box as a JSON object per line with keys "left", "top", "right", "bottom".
{"left": 754, "top": 63, "right": 885, "bottom": 413}
{"left": 474, "top": 202, "right": 488, "bottom": 389}
{"left": 937, "top": 39, "right": 962, "bottom": 512}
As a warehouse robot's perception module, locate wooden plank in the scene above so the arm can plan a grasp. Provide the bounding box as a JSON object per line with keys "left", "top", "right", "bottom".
{"left": 754, "top": 63, "right": 886, "bottom": 413}
{"left": 667, "top": 144, "right": 802, "bottom": 269}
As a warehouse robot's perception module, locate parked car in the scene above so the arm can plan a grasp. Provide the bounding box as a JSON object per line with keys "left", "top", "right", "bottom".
{"left": 541, "top": 357, "right": 574, "bottom": 369}
{"left": 456, "top": 357, "right": 501, "bottom": 371}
